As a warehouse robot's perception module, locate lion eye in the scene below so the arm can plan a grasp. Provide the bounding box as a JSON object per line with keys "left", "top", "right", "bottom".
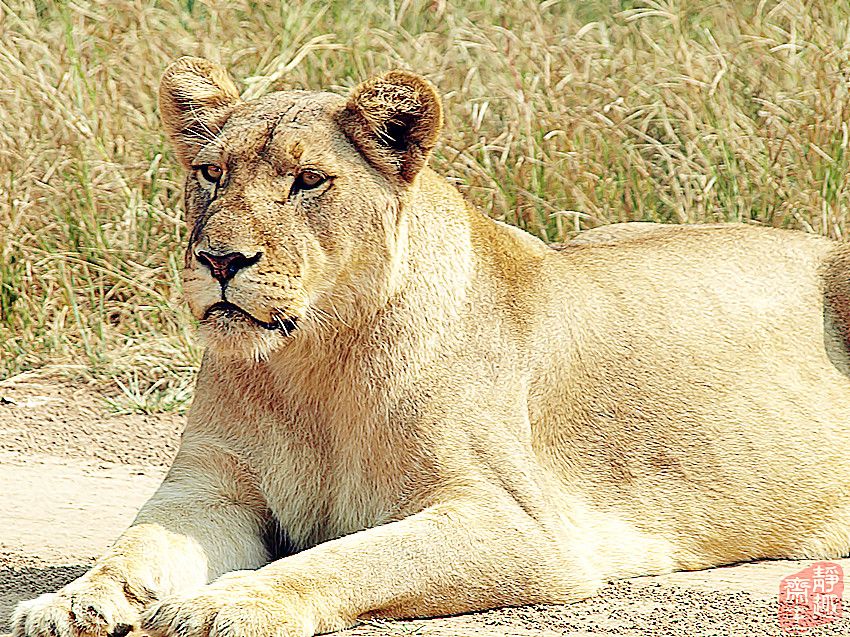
{"left": 198, "top": 164, "right": 223, "bottom": 184}
{"left": 294, "top": 170, "right": 327, "bottom": 191}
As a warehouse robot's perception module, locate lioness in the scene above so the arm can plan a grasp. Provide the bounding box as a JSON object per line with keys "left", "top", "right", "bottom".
{"left": 13, "top": 57, "right": 850, "bottom": 637}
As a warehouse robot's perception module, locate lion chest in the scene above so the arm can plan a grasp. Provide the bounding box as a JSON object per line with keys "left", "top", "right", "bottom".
{"left": 252, "top": 411, "right": 403, "bottom": 551}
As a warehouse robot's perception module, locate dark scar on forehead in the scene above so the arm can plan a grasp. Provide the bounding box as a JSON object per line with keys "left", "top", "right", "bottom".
{"left": 260, "top": 101, "right": 316, "bottom": 158}
{"left": 260, "top": 103, "right": 297, "bottom": 157}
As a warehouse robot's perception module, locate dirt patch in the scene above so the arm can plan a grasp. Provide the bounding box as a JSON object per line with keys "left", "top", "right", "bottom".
{"left": 0, "top": 379, "right": 182, "bottom": 468}
{"left": 2, "top": 378, "right": 849, "bottom": 636}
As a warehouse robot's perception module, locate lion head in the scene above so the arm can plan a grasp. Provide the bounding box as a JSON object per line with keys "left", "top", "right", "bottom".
{"left": 159, "top": 57, "right": 443, "bottom": 359}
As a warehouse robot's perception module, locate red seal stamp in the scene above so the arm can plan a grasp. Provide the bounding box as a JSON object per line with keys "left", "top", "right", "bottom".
{"left": 779, "top": 561, "right": 843, "bottom": 633}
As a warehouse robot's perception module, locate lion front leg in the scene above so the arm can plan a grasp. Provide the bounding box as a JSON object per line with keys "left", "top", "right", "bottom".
{"left": 11, "top": 442, "right": 270, "bottom": 637}
{"left": 141, "top": 491, "right": 599, "bottom": 637}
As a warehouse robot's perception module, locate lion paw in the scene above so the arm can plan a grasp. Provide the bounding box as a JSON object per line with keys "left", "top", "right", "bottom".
{"left": 11, "top": 573, "right": 151, "bottom": 637}
{"left": 141, "top": 572, "right": 313, "bottom": 637}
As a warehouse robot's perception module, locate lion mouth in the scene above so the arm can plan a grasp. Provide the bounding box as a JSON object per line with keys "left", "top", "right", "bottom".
{"left": 202, "top": 301, "right": 298, "bottom": 335}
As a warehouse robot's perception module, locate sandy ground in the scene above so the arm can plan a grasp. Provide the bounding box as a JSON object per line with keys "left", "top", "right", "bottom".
{"left": 1, "top": 379, "right": 849, "bottom": 636}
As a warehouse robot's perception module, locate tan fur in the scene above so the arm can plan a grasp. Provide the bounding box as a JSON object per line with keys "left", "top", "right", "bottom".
{"left": 13, "top": 58, "right": 850, "bottom": 637}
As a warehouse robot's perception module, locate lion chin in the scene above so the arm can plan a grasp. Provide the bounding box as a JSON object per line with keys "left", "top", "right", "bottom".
{"left": 198, "top": 302, "right": 296, "bottom": 361}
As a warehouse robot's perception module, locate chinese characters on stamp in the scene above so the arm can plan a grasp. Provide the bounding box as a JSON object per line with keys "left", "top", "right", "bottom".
{"left": 779, "top": 561, "right": 843, "bottom": 632}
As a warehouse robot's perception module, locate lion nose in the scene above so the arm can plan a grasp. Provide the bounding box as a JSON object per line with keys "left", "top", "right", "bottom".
{"left": 196, "top": 250, "right": 261, "bottom": 283}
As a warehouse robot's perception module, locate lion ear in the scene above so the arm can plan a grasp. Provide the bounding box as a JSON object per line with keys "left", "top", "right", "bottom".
{"left": 337, "top": 71, "right": 443, "bottom": 183}
{"left": 159, "top": 57, "right": 241, "bottom": 168}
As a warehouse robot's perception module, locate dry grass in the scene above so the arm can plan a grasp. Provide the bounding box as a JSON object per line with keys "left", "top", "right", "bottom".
{"left": 2, "top": 0, "right": 850, "bottom": 410}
